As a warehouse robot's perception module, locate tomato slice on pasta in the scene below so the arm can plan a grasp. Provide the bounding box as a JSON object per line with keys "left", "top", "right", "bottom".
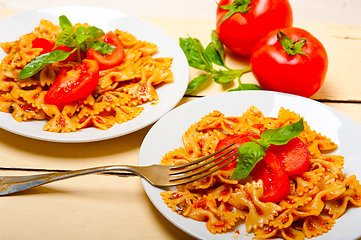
{"left": 252, "top": 151, "right": 290, "bottom": 203}
{"left": 87, "top": 31, "right": 125, "bottom": 70}
{"left": 268, "top": 137, "right": 310, "bottom": 178}
{"left": 44, "top": 59, "right": 99, "bottom": 104}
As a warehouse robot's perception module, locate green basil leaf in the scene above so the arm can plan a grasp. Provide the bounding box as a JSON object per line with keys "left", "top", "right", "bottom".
{"left": 86, "top": 26, "right": 105, "bottom": 40}
{"left": 59, "top": 15, "right": 74, "bottom": 31}
{"left": 54, "top": 28, "right": 77, "bottom": 49}
{"left": 205, "top": 30, "right": 226, "bottom": 67}
{"left": 76, "top": 26, "right": 105, "bottom": 46}
{"left": 230, "top": 117, "right": 304, "bottom": 180}
{"left": 75, "top": 27, "right": 90, "bottom": 45}
{"left": 55, "top": 15, "right": 77, "bottom": 49}
{"left": 78, "top": 27, "right": 111, "bottom": 53}
{"left": 190, "top": 38, "right": 213, "bottom": 71}
{"left": 79, "top": 36, "right": 95, "bottom": 53}
{"left": 211, "top": 30, "right": 225, "bottom": 63}
{"left": 205, "top": 43, "right": 225, "bottom": 67}
{"left": 185, "top": 73, "right": 212, "bottom": 94}
{"left": 18, "top": 50, "right": 76, "bottom": 79}
{"left": 229, "top": 83, "right": 262, "bottom": 91}
{"left": 259, "top": 118, "right": 304, "bottom": 147}
{"left": 179, "top": 37, "right": 213, "bottom": 72}
{"left": 231, "top": 141, "right": 265, "bottom": 180}
{"left": 89, "top": 40, "right": 116, "bottom": 54}
{"left": 213, "top": 72, "right": 236, "bottom": 83}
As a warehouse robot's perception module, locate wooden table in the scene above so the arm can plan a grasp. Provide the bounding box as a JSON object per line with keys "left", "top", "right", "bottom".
{"left": 0, "top": 9, "right": 360, "bottom": 240}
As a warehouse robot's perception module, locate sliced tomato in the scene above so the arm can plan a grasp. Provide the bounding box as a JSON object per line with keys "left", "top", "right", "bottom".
{"left": 32, "top": 38, "right": 55, "bottom": 55}
{"left": 86, "top": 31, "right": 125, "bottom": 70}
{"left": 32, "top": 38, "right": 82, "bottom": 62}
{"left": 252, "top": 151, "right": 290, "bottom": 203}
{"left": 44, "top": 59, "right": 99, "bottom": 105}
{"left": 214, "top": 133, "right": 260, "bottom": 170}
{"left": 268, "top": 137, "right": 310, "bottom": 177}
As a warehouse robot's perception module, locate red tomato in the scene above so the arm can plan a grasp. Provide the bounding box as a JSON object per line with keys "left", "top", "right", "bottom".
{"left": 268, "top": 137, "right": 310, "bottom": 177}
{"left": 216, "top": 0, "right": 293, "bottom": 56}
{"left": 32, "top": 38, "right": 82, "bottom": 62}
{"left": 32, "top": 38, "right": 55, "bottom": 55}
{"left": 87, "top": 31, "right": 125, "bottom": 70}
{"left": 44, "top": 59, "right": 99, "bottom": 105}
{"left": 252, "top": 151, "right": 290, "bottom": 203}
{"left": 250, "top": 27, "right": 328, "bottom": 98}
{"left": 215, "top": 134, "right": 260, "bottom": 169}
{"left": 54, "top": 45, "right": 82, "bottom": 62}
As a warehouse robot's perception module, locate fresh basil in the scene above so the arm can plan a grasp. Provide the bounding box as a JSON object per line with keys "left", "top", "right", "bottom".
{"left": 75, "top": 26, "right": 115, "bottom": 54}
{"left": 213, "top": 69, "right": 244, "bottom": 84}
{"left": 55, "top": 15, "right": 115, "bottom": 55}
{"left": 213, "top": 72, "right": 237, "bottom": 84}
{"left": 186, "top": 73, "right": 212, "bottom": 94}
{"left": 179, "top": 37, "right": 213, "bottom": 72}
{"left": 18, "top": 15, "right": 117, "bottom": 79}
{"left": 231, "top": 141, "right": 266, "bottom": 179}
{"left": 180, "top": 31, "right": 259, "bottom": 94}
{"left": 256, "top": 118, "right": 304, "bottom": 148}
{"left": 88, "top": 40, "right": 116, "bottom": 55}
{"left": 205, "top": 43, "right": 225, "bottom": 68}
{"left": 76, "top": 27, "right": 92, "bottom": 45}
{"left": 18, "top": 49, "right": 76, "bottom": 79}
{"left": 59, "top": 15, "right": 73, "bottom": 30}
{"left": 231, "top": 118, "right": 304, "bottom": 180}
{"left": 229, "top": 82, "right": 263, "bottom": 91}
{"left": 54, "top": 15, "right": 77, "bottom": 49}
{"left": 205, "top": 30, "right": 226, "bottom": 67}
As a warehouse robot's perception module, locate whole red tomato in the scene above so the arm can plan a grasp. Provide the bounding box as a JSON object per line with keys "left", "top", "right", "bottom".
{"left": 250, "top": 27, "right": 328, "bottom": 98}
{"left": 216, "top": 0, "right": 293, "bottom": 56}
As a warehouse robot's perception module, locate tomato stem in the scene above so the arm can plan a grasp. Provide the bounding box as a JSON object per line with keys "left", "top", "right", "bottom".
{"left": 277, "top": 30, "right": 309, "bottom": 57}
{"left": 217, "top": 0, "right": 253, "bottom": 28}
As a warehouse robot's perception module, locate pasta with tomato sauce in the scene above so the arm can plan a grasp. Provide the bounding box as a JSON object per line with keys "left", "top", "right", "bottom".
{"left": 0, "top": 19, "right": 173, "bottom": 133}
{"left": 160, "top": 106, "right": 361, "bottom": 239}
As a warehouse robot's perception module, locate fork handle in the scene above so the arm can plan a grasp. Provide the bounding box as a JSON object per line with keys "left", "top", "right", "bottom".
{"left": 0, "top": 165, "right": 140, "bottom": 196}
{"left": 0, "top": 167, "right": 136, "bottom": 182}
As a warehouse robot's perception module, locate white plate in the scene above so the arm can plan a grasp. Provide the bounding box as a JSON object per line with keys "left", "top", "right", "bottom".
{"left": 139, "top": 90, "right": 361, "bottom": 240}
{"left": 0, "top": 6, "right": 189, "bottom": 142}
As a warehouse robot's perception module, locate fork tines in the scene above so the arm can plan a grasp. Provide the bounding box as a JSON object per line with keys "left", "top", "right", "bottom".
{"left": 168, "top": 143, "right": 237, "bottom": 184}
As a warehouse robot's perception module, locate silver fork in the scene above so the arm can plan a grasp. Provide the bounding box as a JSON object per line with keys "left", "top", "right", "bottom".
{"left": 0, "top": 143, "right": 236, "bottom": 196}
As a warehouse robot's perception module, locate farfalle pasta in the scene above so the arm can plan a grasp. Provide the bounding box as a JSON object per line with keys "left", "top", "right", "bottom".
{"left": 160, "top": 106, "right": 361, "bottom": 239}
{"left": 0, "top": 19, "right": 173, "bottom": 133}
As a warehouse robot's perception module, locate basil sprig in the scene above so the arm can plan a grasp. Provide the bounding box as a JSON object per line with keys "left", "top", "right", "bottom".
{"left": 180, "top": 30, "right": 261, "bottom": 94}
{"left": 18, "top": 15, "right": 116, "bottom": 80}
{"left": 231, "top": 118, "right": 304, "bottom": 180}
{"left": 18, "top": 49, "right": 76, "bottom": 79}
{"left": 56, "top": 15, "right": 115, "bottom": 56}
